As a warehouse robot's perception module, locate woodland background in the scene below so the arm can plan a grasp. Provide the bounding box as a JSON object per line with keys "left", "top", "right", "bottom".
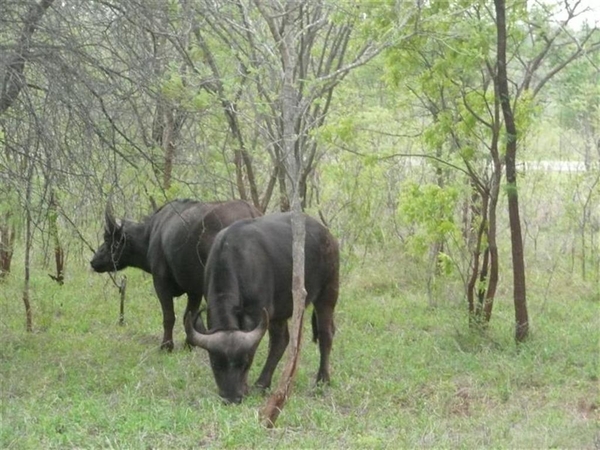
{"left": 1, "top": 1, "right": 599, "bottom": 447}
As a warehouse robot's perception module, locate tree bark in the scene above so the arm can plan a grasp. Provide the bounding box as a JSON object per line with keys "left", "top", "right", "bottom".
{"left": 467, "top": 188, "right": 488, "bottom": 323}
{"left": 259, "top": 0, "right": 307, "bottom": 427}
{"left": 47, "top": 191, "right": 64, "bottom": 285}
{"left": 494, "top": 0, "right": 529, "bottom": 342}
{"left": 22, "top": 155, "right": 36, "bottom": 332}
{"left": 483, "top": 96, "right": 503, "bottom": 322}
{"left": 0, "top": 218, "right": 16, "bottom": 281}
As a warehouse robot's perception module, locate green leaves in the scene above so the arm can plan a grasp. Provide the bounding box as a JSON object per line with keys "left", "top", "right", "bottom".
{"left": 159, "top": 68, "right": 185, "bottom": 102}
{"left": 397, "top": 182, "right": 459, "bottom": 254}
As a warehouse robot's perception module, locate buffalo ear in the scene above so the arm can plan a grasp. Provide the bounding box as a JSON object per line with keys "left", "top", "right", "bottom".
{"left": 104, "top": 203, "right": 121, "bottom": 234}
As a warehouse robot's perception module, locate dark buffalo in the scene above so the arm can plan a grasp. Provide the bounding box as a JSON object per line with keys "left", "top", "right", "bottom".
{"left": 184, "top": 212, "right": 339, "bottom": 404}
{"left": 90, "top": 199, "right": 261, "bottom": 350}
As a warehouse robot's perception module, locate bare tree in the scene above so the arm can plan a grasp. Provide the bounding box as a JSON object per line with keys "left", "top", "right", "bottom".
{"left": 177, "top": 0, "right": 392, "bottom": 212}
{"left": 0, "top": 0, "right": 55, "bottom": 282}
{"left": 0, "top": 0, "right": 55, "bottom": 328}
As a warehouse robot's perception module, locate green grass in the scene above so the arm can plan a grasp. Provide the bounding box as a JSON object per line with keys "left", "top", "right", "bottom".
{"left": 1, "top": 258, "right": 598, "bottom": 449}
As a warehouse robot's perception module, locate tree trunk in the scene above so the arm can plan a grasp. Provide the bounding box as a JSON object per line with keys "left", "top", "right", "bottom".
{"left": 234, "top": 149, "right": 248, "bottom": 201}
{"left": 22, "top": 157, "right": 35, "bottom": 332}
{"left": 277, "top": 157, "right": 290, "bottom": 212}
{"left": 483, "top": 104, "right": 503, "bottom": 322}
{"left": 495, "top": 0, "right": 529, "bottom": 342}
{"left": 118, "top": 276, "right": 127, "bottom": 326}
{"left": 0, "top": 0, "right": 53, "bottom": 288}
{"left": 466, "top": 188, "right": 488, "bottom": 325}
{"left": 47, "top": 191, "right": 64, "bottom": 285}
{"left": 0, "top": 220, "right": 16, "bottom": 281}
{"left": 259, "top": 0, "right": 306, "bottom": 427}
{"left": 161, "top": 107, "right": 175, "bottom": 191}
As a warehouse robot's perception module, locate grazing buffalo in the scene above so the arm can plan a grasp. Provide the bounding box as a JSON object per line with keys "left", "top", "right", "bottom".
{"left": 90, "top": 199, "right": 261, "bottom": 350}
{"left": 185, "top": 212, "right": 339, "bottom": 404}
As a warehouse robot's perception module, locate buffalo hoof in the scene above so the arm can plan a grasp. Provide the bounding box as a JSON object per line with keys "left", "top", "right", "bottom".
{"left": 316, "top": 371, "right": 330, "bottom": 385}
{"left": 160, "top": 340, "right": 174, "bottom": 352}
{"left": 221, "top": 395, "right": 243, "bottom": 405}
{"left": 252, "top": 383, "right": 270, "bottom": 396}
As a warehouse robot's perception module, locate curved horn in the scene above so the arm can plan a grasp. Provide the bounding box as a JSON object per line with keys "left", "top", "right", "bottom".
{"left": 185, "top": 308, "right": 270, "bottom": 352}
{"left": 184, "top": 309, "right": 220, "bottom": 351}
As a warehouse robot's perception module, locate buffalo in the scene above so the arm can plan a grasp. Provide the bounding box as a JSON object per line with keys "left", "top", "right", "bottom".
{"left": 90, "top": 199, "right": 261, "bottom": 350}
{"left": 185, "top": 212, "right": 339, "bottom": 404}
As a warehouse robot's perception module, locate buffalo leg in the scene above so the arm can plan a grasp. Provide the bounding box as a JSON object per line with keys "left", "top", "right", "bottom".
{"left": 183, "top": 293, "right": 202, "bottom": 349}
{"left": 314, "top": 303, "right": 336, "bottom": 384}
{"left": 154, "top": 281, "right": 175, "bottom": 351}
{"left": 254, "top": 320, "right": 289, "bottom": 390}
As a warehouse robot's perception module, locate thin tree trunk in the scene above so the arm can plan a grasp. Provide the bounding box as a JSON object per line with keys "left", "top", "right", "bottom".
{"left": 259, "top": 0, "right": 306, "bottom": 427}
{"left": 277, "top": 157, "right": 290, "bottom": 212}
{"left": 234, "top": 149, "right": 248, "bottom": 201}
{"left": 260, "top": 164, "right": 279, "bottom": 213}
{"left": 484, "top": 175, "right": 500, "bottom": 322}
{"left": 483, "top": 113, "right": 503, "bottom": 322}
{"left": 476, "top": 247, "right": 489, "bottom": 314}
{"left": 495, "top": 0, "right": 529, "bottom": 342}
{"left": 0, "top": 216, "right": 16, "bottom": 281}
{"left": 47, "top": 191, "right": 64, "bottom": 285}
{"left": 1, "top": 0, "right": 54, "bottom": 292}
{"left": 118, "top": 276, "right": 127, "bottom": 326}
{"left": 22, "top": 158, "right": 35, "bottom": 332}
{"left": 467, "top": 188, "right": 488, "bottom": 324}
{"left": 261, "top": 211, "right": 306, "bottom": 427}
{"left": 162, "top": 107, "right": 175, "bottom": 191}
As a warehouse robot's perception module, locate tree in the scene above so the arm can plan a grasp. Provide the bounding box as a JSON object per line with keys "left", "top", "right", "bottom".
{"left": 379, "top": 0, "right": 599, "bottom": 339}
{"left": 1, "top": 0, "right": 56, "bottom": 329}
{"left": 236, "top": 0, "right": 399, "bottom": 426}
{"left": 0, "top": 0, "right": 55, "bottom": 283}
{"left": 494, "top": 0, "right": 528, "bottom": 341}
{"left": 176, "top": 0, "right": 395, "bottom": 212}
{"left": 493, "top": 0, "right": 599, "bottom": 341}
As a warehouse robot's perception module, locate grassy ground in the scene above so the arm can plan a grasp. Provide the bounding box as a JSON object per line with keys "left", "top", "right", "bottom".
{"left": 1, "top": 255, "right": 598, "bottom": 449}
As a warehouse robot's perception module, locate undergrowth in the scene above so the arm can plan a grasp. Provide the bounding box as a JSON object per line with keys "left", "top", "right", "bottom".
{"left": 1, "top": 254, "right": 598, "bottom": 449}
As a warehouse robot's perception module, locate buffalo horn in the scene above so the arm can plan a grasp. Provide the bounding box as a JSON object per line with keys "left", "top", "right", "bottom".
{"left": 184, "top": 308, "right": 269, "bottom": 352}
{"left": 184, "top": 309, "right": 212, "bottom": 349}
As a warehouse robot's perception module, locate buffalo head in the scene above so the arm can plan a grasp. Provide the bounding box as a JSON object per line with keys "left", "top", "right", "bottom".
{"left": 185, "top": 308, "right": 269, "bottom": 404}
{"left": 90, "top": 204, "right": 129, "bottom": 273}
